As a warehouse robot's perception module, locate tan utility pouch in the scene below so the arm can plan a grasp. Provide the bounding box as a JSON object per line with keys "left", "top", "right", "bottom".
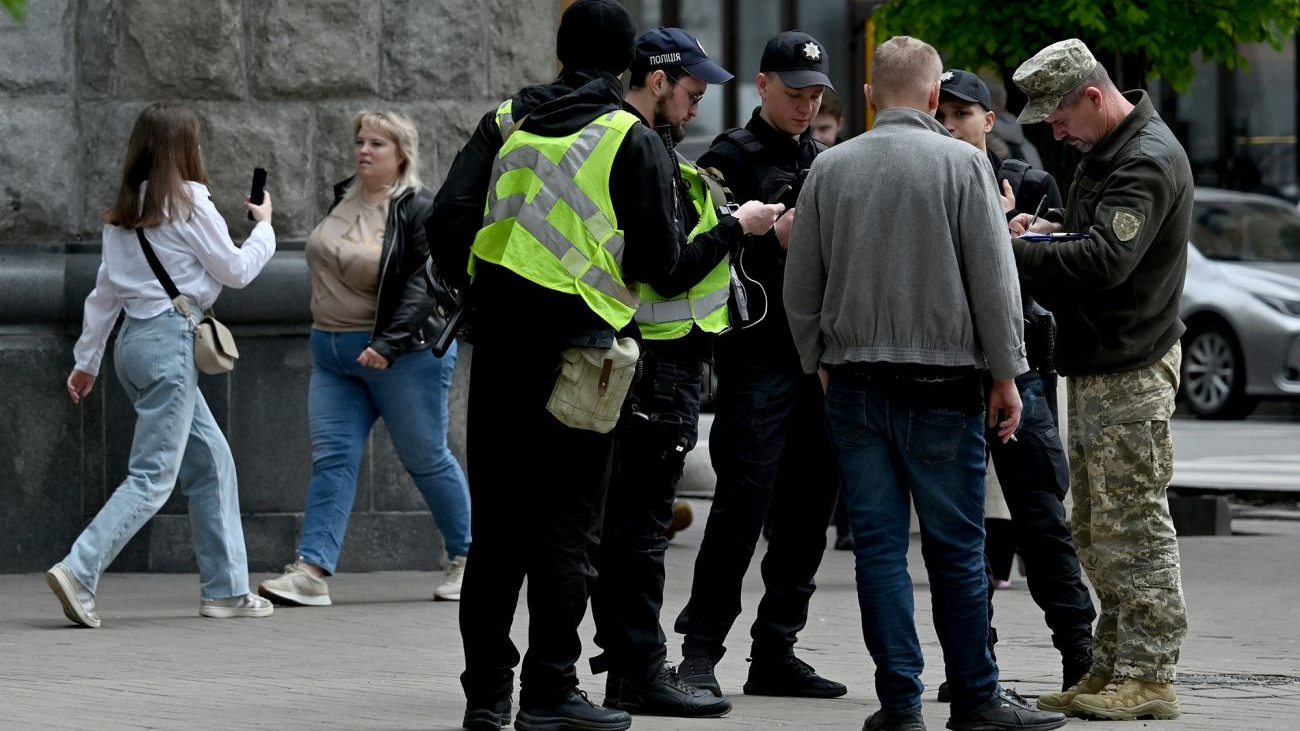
{"left": 546, "top": 337, "right": 640, "bottom": 434}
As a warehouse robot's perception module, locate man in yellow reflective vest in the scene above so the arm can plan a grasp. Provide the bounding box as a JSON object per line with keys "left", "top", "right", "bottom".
{"left": 588, "top": 27, "right": 785, "bottom": 720}
{"left": 423, "top": 3, "right": 697, "bottom": 730}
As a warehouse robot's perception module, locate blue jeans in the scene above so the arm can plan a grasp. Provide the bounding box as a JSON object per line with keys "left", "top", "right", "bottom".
{"left": 299, "top": 330, "right": 470, "bottom": 573}
{"left": 825, "top": 371, "right": 998, "bottom": 716}
{"left": 63, "top": 307, "right": 250, "bottom": 600}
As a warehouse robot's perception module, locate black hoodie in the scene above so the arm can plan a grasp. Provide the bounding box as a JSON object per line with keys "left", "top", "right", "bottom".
{"left": 426, "top": 69, "right": 681, "bottom": 349}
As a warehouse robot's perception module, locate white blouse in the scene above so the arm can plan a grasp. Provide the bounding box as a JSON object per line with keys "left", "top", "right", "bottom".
{"left": 73, "top": 181, "right": 276, "bottom": 375}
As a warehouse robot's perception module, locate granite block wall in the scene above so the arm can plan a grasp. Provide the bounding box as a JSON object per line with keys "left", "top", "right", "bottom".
{"left": 0, "top": 0, "right": 560, "bottom": 574}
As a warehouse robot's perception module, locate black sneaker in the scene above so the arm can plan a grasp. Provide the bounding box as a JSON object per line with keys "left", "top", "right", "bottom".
{"left": 863, "top": 708, "right": 927, "bottom": 730}
{"left": 946, "top": 686, "right": 1068, "bottom": 731}
{"left": 743, "top": 655, "right": 848, "bottom": 698}
{"left": 678, "top": 655, "right": 722, "bottom": 697}
{"left": 604, "top": 663, "right": 732, "bottom": 717}
{"left": 462, "top": 698, "right": 511, "bottom": 730}
{"left": 516, "top": 689, "right": 631, "bottom": 731}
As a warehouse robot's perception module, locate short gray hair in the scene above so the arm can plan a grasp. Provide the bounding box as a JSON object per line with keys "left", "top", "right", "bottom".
{"left": 1057, "top": 63, "right": 1114, "bottom": 110}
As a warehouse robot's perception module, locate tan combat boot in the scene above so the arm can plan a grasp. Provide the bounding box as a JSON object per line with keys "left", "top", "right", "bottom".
{"left": 1070, "top": 676, "right": 1181, "bottom": 720}
{"left": 1036, "top": 671, "right": 1108, "bottom": 715}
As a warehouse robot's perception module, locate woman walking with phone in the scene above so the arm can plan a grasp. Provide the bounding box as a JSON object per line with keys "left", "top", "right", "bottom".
{"left": 50, "top": 102, "right": 277, "bottom": 627}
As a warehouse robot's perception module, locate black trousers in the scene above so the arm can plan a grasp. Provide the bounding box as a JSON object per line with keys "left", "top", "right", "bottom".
{"left": 590, "top": 345, "right": 703, "bottom": 681}
{"left": 674, "top": 352, "right": 839, "bottom": 662}
{"left": 987, "top": 370, "right": 1095, "bottom": 658}
{"left": 459, "top": 341, "right": 615, "bottom": 709}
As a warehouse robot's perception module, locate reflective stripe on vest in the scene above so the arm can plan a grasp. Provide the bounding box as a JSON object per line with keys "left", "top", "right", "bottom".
{"left": 635, "top": 160, "right": 731, "bottom": 339}
{"left": 471, "top": 109, "right": 640, "bottom": 328}
{"left": 495, "top": 100, "right": 514, "bottom": 142}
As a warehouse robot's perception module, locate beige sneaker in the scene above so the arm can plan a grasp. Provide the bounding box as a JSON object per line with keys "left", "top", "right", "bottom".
{"left": 199, "top": 593, "right": 274, "bottom": 618}
{"left": 1070, "top": 676, "right": 1180, "bottom": 720}
{"left": 258, "top": 562, "right": 331, "bottom": 606}
{"left": 1037, "top": 671, "right": 1108, "bottom": 715}
{"left": 434, "top": 555, "right": 466, "bottom": 601}
{"left": 46, "top": 563, "right": 101, "bottom": 629}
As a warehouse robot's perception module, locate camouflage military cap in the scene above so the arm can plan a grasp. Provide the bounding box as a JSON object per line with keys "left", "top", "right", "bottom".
{"left": 1012, "top": 39, "right": 1098, "bottom": 124}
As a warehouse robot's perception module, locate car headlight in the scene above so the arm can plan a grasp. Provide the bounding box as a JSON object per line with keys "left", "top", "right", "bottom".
{"left": 1254, "top": 294, "right": 1300, "bottom": 316}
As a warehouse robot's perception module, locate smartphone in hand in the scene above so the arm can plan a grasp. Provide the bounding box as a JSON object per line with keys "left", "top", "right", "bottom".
{"left": 247, "top": 167, "right": 267, "bottom": 221}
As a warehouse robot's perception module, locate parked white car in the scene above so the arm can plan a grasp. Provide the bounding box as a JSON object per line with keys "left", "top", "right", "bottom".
{"left": 1179, "top": 187, "right": 1300, "bottom": 418}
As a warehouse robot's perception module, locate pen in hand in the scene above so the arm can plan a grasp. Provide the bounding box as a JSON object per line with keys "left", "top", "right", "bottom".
{"left": 1026, "top": 195, "right": 1047, "bottom": 233}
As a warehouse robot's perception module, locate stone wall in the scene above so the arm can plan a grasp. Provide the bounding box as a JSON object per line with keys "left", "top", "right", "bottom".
{"left": 0, "top": 0, "right": 561, "bottom": 574}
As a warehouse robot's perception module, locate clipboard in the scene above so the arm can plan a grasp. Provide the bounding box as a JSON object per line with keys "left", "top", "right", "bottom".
{"left": 1019, "top": 232, "right": 1091, "bottom": 242}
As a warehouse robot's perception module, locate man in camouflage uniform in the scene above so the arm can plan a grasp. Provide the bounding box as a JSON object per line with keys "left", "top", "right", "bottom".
{"left": 1008, "top": 39, "right": 1193, "bottom": 721}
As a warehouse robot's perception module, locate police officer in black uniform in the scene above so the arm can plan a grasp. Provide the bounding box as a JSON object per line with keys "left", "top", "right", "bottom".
{"left": 936, "top": 69, "right": 1096, "bottom": 693}
{"left": 591, "top": 27, "right": 783, "bottom": 719}
{"left": 674, "top": 30, "right": 845, "bottom": 701}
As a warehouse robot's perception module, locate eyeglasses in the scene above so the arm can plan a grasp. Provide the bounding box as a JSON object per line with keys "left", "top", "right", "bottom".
{"left": 665, "top": 72, "right": 705, "bottom": 107}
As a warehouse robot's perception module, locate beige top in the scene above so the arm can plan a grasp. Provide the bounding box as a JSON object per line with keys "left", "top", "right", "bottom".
{"left": 306, "top": 194, "right": 388, "bottom": 331}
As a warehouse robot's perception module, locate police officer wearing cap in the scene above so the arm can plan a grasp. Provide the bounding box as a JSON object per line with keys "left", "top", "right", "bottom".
{"left": 1007, "top": 39, "right": 1193, "bottom": 722}
{"left": 673, "top": 30, "right": 845, "bottom": 701}
{"left": 937, "top": 68, "right": 1096, "bottom": 695}
{"left": 589, "top": 27, "right": 785, "bottom": 720}
{"left": 423, "top": 2, "right": 688, "bottom": 729}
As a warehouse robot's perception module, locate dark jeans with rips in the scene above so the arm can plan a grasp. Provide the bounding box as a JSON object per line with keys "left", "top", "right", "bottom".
{"left": 674, "top": 353, "right": 838, "bottom": 664}
{"left": 590, "top": 344, "right": 703, "bottom": 681}
{"left": 987, "top": 370, "right": 1095, "bottom": 660}
{"left": 459, "top": 341, "right": 614, "bottom": 710}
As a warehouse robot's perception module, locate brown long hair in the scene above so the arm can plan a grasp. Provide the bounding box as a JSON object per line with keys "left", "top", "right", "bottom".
{"left": 103, "top": 103, "right": 210, "bottom": 228}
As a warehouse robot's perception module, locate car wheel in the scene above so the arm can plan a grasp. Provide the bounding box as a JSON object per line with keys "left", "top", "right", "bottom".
{"left": 1181, "top": 320, "right": 1256, "bottom": 419}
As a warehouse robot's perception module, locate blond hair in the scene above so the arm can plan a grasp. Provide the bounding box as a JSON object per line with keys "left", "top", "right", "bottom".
{"left": 870, "top": 36, "right": 941, "bottom": 109}
{"left": 342, "top": 109, "right": 423, "bottom": 202}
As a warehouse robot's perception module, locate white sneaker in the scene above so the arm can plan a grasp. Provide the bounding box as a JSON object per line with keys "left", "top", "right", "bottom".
{"left": 434, "top": 555, "right": 467, "bottom": 601}
{"left": 46, "top": 563, "right": 101, "bottom": 628}
{"left": 199, "top": 593, "right": 274, "bottom": 618}
{"left": 258, "top": 562, "right": 331, "bottom": 606}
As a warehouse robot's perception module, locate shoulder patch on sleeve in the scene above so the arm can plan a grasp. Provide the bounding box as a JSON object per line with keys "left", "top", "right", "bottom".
{"left": 1112, "top": 208, "right": 1144, "bottom": 242}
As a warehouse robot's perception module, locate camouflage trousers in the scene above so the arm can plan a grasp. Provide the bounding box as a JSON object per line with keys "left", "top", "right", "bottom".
{"left": 1067, "top": 343, "right": 1187, "bottom": 683}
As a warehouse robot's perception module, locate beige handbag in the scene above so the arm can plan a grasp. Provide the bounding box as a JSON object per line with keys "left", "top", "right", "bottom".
{"left": 193, "top": 314, "right": 239, "bottom": 374}
{"left": 546, "top": 337, "right": 640, "bottom": 434}
{"left": 135, "top": 228, "right": 239, "bottom": 374}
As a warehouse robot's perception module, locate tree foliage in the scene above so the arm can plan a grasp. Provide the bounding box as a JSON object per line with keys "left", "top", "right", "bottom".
{"left": 2, "top": 0, "right": 25, "bottom": 23}
{"left": 875, "top": 0, "right": 1300, "bottom": 93}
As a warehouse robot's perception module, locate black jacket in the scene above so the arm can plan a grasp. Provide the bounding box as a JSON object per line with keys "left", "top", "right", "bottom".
{"left": 698, "top": 108, "right": 825, "bottom": 372}
{"left": 1012, "top": 91, "right": 1193, "bottom": 376}
{"left": 329, "top": 178, "right": 438, "bottom": 364}
{"left": 425, "top": 69, "right": 681, "bottom": 349}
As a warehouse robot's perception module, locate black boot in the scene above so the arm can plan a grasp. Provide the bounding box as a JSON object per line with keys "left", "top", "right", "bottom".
{"left": 743, "top": 654, "right": 847, "bottom": 698}
{"left": 515, "top": 689, "right": 631, "bottom": 731}
{"left": 1062, "top": 649, "right": 1093, "bottom": 691}
{"left": 462, "top": 698, "right": 511, "bottom": 730}
{"left": 604, "top": 662, "right": 732, "bottom": 717}
{"left": 678, "top": 655, "right": 722, "bottom": 697}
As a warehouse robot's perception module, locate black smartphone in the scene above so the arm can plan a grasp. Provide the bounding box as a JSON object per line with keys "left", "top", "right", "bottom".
{"left": 247, "top": 167, "right": 267, "bottom": 221}
{"left": 767, "top": 183, "right": 792, "bottom": 206}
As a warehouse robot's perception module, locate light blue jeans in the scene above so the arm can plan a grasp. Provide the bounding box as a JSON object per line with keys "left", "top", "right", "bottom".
{"left": 298, "top": 330, "right": 471, "bottom": 574}
{"left": 63, "top": 306, "right": 251, "bottom": 600}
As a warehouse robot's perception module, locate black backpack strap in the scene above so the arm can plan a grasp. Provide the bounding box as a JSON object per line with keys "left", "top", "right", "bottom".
{"left": 717, "top": 128, "right": 764, "bottom": 157}
{"left": 996, "top": 158, "right": 1031, "bottom": 198}
{"left": 135, "top": 228, "right": 182, "bottom": 301}
{"left": 694, "top": 163, "right": 740, "bottom": 217}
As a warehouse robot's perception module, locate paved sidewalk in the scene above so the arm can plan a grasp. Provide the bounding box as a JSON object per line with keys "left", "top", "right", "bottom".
{"left": 3, "top": 503, "right": 1298, "bottom": 730}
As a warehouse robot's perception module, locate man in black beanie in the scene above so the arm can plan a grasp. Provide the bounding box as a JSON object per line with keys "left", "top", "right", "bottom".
{"left": 423, "top": 2, "right": 685, "bottom": 730}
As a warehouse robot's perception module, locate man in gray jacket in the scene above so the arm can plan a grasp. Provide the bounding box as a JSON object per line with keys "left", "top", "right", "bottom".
{"left": 784, "top": 35, "right": 1066, "bottom": 731}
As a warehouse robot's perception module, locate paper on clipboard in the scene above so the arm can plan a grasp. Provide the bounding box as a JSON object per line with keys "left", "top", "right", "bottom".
{"left": 1019, "top": 232, "right": 1091, "bottom": 242}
